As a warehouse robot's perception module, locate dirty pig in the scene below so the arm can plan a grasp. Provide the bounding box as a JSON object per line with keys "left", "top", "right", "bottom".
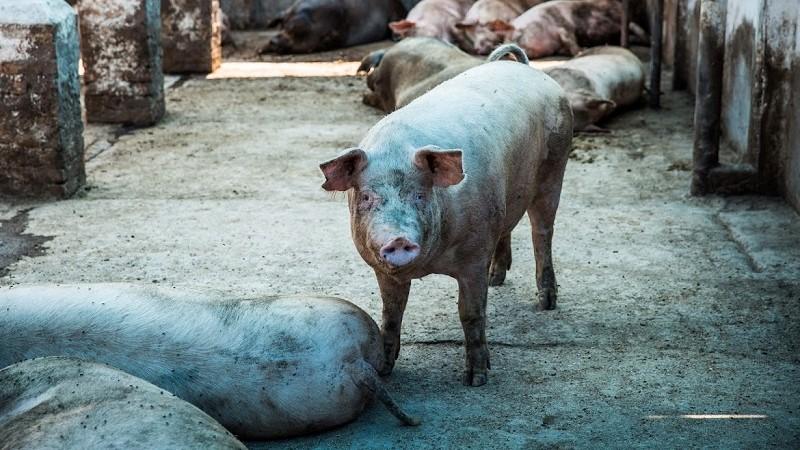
{"left": 0, "top": 284, "right": 419, "bottom": 439}
{"left": 320, "top": 44, "right": 572, "bottom": 386}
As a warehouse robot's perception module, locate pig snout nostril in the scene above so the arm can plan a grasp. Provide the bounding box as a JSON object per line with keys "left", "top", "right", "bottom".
{"left": 379, "top": 237, "right": 420, "bottom": 267}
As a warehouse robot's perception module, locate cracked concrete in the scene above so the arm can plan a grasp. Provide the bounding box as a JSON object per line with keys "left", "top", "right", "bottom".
{"left": 0, "top": 45, "right": 798, "bottom": 447}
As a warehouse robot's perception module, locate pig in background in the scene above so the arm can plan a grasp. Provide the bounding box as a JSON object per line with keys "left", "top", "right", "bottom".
{"left": 358, "top": 37, "right": 482, "bottom": 112}
{"left": 544, "top": 46, "right": 646, "bottom": 130}
{"left": 262, "top": 0, "right": 405, "bottom": 53}
{"left": 0, "top": 357, "right": 245, "bottom": 450}
{"left": 453, "top": 0, "right": 544, "bottom": 55}
{"left": 321, "top": 44, "right": 572, "bottom": 386}
{"left": 389, "top": 0, "right": 474, "bottom": 43}
{"left": 0, "top": 284, "right": 419, "bottom": 439}
{"left": 490, "top": 0, "right": 629, "bottom": 58}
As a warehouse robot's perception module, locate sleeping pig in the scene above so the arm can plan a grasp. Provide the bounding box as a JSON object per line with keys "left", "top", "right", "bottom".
{"left": 0, "top": 284, "right": 419, "bottom": 439}
{"left": 453, "top": 0, "right": 544, "bottom": 55}
{"left": 357, "top": 37, "right": 530, "bottom": 112}
{"left": 388, "top": 0, "right": 474, "bottom": 43}
{"left": 544, "top": 46, "right": 645, "bottom": 130}
{"left": 263, "top": 0, "right": 404, "bottom": 53}
{"left": 0, "top": 357, "right": 245, "bottom": 450}
{"left": 320, "top": 43, "right": 572, "bottom": 386}
{"left": 489, "top": 0, "right": 623, "bottom": 58}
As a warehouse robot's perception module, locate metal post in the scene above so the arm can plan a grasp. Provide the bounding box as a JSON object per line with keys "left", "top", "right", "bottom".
{"left": 691, "top": 0, "right": 726, "bottom": 195}
{"left": 649, "top": 0, "right": 664, "bottom": 108}
{"left": 621, "top": 0, "right": 630, "bottom": 47}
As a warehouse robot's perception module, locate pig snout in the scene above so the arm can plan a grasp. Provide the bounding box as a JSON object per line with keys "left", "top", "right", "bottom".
{"left": 379, "top": 237, "right": 421, "bottom": 267}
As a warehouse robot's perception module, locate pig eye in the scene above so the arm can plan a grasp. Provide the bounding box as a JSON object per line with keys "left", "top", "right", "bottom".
{"left": 413, "top": 192, "right": 426, "bottom": 203}
{"left": 358, "top": 191, "right": 378, "bottom": 209}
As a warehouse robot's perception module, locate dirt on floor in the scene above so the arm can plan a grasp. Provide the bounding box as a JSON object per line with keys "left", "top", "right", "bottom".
{"left": 1, "top": 36, "right": 799, "bottom": 448}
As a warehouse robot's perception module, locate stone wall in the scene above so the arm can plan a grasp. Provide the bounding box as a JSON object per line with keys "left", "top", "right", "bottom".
{"left": 0, "top": 0, "right": 85, "bottom": 198}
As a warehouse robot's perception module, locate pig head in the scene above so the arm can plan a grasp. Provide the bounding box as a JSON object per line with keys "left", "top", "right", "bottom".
{"left": 320, "top": 147, "right": 464, "bottom": 272}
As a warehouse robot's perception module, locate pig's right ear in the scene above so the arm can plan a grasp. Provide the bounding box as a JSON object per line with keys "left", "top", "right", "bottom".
{"left": 319, "top": 148, "right": 368, "bottom": 191}
{"left": 413, "top": 147, "right": 464, "bottom": 188}
{"left": 487, "top": 20, "right": 514, "bottom": 36}
{"left": 389, "top": 20, "right": 416, "bottom": 37}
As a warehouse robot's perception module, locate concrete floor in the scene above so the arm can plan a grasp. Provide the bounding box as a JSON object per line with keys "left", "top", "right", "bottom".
{"left": 1, "top": 52, "right": 799, "bottom": 448}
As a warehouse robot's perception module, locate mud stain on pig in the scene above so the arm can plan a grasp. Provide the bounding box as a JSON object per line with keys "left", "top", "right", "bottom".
{"left": 0, "top": 209, "right": 53, "bottom": 277}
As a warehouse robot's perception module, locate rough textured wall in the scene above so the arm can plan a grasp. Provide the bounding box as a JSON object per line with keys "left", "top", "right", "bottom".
{"left": 162, "top": 0, "right": 222, "bottom": 73}
{"left": 672, "top": 0, "right": 700, "bottom": 91}
{"left": 0, "top": 0, "right": 85, "bottom": 198}
{"left": 761, "top": 0, "right": 800, "bottom": 210}
{"left": 78, "top": 0, "right": 164, "bottom": 125}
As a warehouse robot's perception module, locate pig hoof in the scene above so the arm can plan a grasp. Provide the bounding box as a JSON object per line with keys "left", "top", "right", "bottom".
{"left": 537, "top": 288, "right": 557, "bottom": 311}
{"left": 461, "top": 370, "right": 488, "bottom": 387}
{"left": 488, "top": 270, "right": 506, "bottom": 286}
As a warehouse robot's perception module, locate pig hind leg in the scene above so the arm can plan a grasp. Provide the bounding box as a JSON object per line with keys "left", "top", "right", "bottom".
{"left": 527, "top": 142, "right": 569, "bottom": 310}
{"left": 488, "top": 233, "right": 512, "bottom": 286}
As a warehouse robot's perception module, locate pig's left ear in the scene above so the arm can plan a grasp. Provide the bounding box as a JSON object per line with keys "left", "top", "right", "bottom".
{"left": 389, "top": 20, "right": 416, "bottom": 37}
{"left": 319, "top": 148, "right": 368, "bottom": 191}
{"left": 413, "top": 147, "right": 464, "bottom": 187}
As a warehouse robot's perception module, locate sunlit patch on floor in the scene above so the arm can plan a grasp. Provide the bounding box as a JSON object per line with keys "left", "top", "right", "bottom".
{"left": 647, "top": 414, "right": 768, "bottom": 420}
{"left": 205, "top": 60, "right": 566, "bottom": 79}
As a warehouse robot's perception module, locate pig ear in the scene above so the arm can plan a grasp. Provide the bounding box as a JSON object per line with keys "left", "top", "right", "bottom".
{"left": 487, "top": 20, "right": 514, "bottom": 34}
{"left": 319, "top": 148, "right": 368, "bottom": 191}
{"left": 389, "top": 20, "right": 416, "bottom": 36}
{"left": 586, "top": 97, "right": 617, "bottom": 114}
{"left": 413, "top": 147, "right": 464, "bottom": 188}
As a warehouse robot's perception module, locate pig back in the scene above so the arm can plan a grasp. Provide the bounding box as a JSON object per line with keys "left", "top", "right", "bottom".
{"left": 0, "top": 357, "right": 245, "bottom": 450}
{"left": 361, "top": 60, "right": 569, "bottom": 212}
{"left": 557, "top": 47, "right": 645, "bottom": 106}
{"left": 0, "top": 284, "right": 384, "bottom": 438}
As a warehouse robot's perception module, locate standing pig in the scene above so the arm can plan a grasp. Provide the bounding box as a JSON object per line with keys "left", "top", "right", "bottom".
{"left": 0, "top": 284, "right": 419, "bottom": 439}
{"left": 453, "top": 0, "right": 544, "bottom": 55}
{"left": 544, "top": 46, "right": 645, "bottom": 130}
{"left": 263, "top": 0, "right": 404, "bottom": 53}
{"left": 388, "top": 0, "right": 474, "bottom": 43}
{"left": 489, "top": 0, "right": 623, "bottom": 58}
{"left": 320, "top": 44, "right": 572, "bottom": 386}
{"left": 0, "top": 357, "right": 245, "bottom": 450}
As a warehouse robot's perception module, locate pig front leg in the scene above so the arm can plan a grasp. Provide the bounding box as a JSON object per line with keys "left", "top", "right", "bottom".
{"left": 376, "top": 271, "right": 411, "bottom": 376}
{"left": 457, "top": 268, "right": 490, "bottom": 386}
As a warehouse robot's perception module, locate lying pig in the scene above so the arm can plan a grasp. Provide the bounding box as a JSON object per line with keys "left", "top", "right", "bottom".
{"left": 544, "top": 46, "right": 645, "bottom": 130}
{"left": 0, "top": 284, "right": 419, "bottom": 439}
{"left": 263, "top": 0, "right": 404, "bottom": 54}
{"left": 0, "top": 357, "right": 245, "bottom": 450}
{"left": 320, "top": 43, "right": 572, "bottom": 386}
{"left": 489, "top": 0, "right": 623, "bottom": 58}
{"left": 388, "top": 0, "right": 474, "bottom": 43}
{"left": 453, "top": 0, "right": 544, "bottom": 55}
{"left": 358, "top": 37, "right": 481, "bottom": 112}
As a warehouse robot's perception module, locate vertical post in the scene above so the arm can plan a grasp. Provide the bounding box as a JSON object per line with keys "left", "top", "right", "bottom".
{"left": 78, "top": 0, "right": 165, "bottom": 126}
{"left": 0, "top": 0, "right": 85, "bottom": 198}
{"left": 162, "top": 0, "right": 222, "bottom": 73}
{"left": 649, "top": 0, "right": 664, "bottom": 108}
{"left": 691, "top": 0, "right": 725, "bottom": 195}
{"left": 621, "top": 0, "right": 630, "bottom": 48}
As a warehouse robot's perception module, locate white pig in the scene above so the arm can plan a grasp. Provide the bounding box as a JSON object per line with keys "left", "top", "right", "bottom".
{"left": 0, "top": 284, "right": 419, "bottom": 439}
{"left": 0, "top": 357, "right": 246, "bottom": 450}
{"left": 544, "top": 46, "right": 645, "bottom": 130}
{"left": 320, "top": 44, "right": 572, "bottom": 386}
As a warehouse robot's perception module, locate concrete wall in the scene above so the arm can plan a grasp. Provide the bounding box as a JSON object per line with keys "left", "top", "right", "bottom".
{"left": 668, "top": 0, "right": 800, "bottom": 211}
